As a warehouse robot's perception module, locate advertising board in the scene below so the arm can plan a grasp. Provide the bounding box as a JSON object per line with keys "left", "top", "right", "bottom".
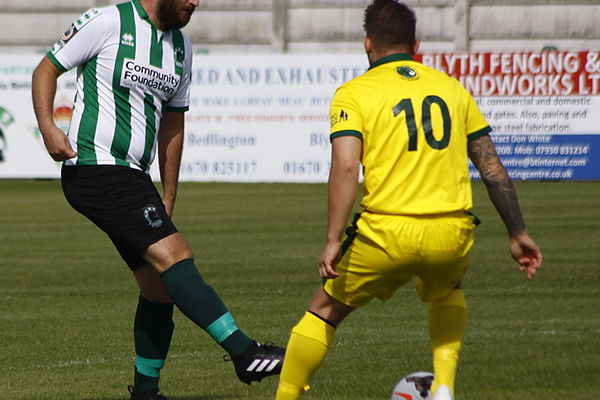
{"left": 1, "top": 51, "right": 598, "bottom": 181}
{"left": 418, "top": 52, "right": 600, "bottom": 180}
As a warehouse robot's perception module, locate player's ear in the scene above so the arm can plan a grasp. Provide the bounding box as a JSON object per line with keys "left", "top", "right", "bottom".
{"left": 412, "top": 40, "right": 420, "bottom": 55}
{"left": 363, "top": 37, "right": 371, "bottom": 53}
{"left": 364, "top": 37, "right": 374, "bottom": 61}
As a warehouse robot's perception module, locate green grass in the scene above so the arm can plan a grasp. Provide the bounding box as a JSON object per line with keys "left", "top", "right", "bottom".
{"left": 0, "top": 180, "right": 598, "bottom": 400}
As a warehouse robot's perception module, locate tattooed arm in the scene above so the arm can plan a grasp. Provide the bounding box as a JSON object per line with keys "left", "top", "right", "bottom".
{"left": 468, "top": 134, "right": 543, "bottom": 279}
{"left": 468, "top": 135, "right": 526, "bottom": 237}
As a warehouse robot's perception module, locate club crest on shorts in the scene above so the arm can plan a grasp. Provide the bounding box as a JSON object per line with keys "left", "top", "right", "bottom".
{"left": 143, "top": 204, "right": 163, "bottom": 228}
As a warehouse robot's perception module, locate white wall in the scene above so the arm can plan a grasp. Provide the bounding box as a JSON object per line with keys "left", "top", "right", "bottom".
{"left": 1, "top": 0, "right": 599, "bottom": 53}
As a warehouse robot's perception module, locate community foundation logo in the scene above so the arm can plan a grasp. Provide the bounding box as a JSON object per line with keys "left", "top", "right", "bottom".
{"left": 121, "top": 59, "right": 180, "bottom": 96}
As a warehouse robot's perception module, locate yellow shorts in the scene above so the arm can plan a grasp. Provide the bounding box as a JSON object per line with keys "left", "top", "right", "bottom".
{"left": 323, "top": 211, "right": 477, "bottom": 307}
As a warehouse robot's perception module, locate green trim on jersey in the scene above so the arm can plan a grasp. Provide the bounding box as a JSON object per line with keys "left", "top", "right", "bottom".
{"left": 111, "top": 1, "right": 137, "bottom": 168}
{"left": 132, "top": 0, "right": 160, "bottom": 32}
{"left": 77, "top": 57, "right": 100, "bottom": 164}
{"left": 369, "top": 53, "right": 415, "bottom": 70}
{"left": 47, "top": 52, "right": 68, "bottom": 72}
{"left": 468, "top": 126, "right": 492, "bottom": 141}
{"left": 140, "top": 93, "right": 157, "bottom": 171}
{"left": 165, "top": 105, "right": 189, "bottom": 112}
{"left": 331, "top": 130, "right": 363, "bottom": 141}
{"left": 131, "top": 0, "right": 148, "bottom": 20}
{"left": 150, "top": 28, "right": 163, "bottom": 68}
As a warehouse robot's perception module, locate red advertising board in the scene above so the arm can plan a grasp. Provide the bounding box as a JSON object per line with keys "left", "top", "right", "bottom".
{"left": 416, "top": 51, "right": 600, "bottom": 180}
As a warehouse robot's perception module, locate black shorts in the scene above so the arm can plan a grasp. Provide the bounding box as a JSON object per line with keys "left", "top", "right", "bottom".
{"left": 61, "top": 165, "right": 178, "bottom": 270}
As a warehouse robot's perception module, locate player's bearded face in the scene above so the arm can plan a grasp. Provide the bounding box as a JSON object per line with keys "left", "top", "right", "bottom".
{"left": 157, "top": 0, "right": 197, "bottom": 30}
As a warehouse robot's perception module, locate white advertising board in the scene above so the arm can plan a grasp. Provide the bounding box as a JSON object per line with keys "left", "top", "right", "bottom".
{"left": 1, "top": 51, "right": 598, "bottom": 181}
{"left": 0, "top": 55, "right": 76, "bottom": 178}
{"left": 172, "top": 54, "right": 366, "bottom": 182}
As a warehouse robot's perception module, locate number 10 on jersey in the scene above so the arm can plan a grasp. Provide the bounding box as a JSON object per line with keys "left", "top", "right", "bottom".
{"left": 392, "top": 95, "right": 451, "bottom": 151}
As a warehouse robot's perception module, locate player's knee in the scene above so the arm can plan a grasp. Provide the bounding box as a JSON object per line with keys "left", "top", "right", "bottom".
{"left": 144, "top": 241, "right": 194, "bottom": 272}
{"left": 153, "top": 254, "right": 194, "bottom": 274}
{"left": 164, "top": 245, "right": 194, "bottom": 268}
{"left": 177, "top": 247, "right": 194, "bottom": 263}
{"left": 308, "top": 293, "right": 353, "bottom": 326}
{"left": 172, "top": 234, "right": 195, "bottom": 260}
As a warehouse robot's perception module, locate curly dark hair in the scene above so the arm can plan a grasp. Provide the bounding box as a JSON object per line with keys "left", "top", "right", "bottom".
{"left": 363, "top": 0, "right": 417, "bottom": 48}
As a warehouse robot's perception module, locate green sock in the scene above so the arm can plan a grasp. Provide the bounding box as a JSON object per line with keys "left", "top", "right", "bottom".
{"left": 161, "top": 259, "right": 253, "bottom": 356}
{"left": 133, "top": 295, "right": 174, "bottom": 392}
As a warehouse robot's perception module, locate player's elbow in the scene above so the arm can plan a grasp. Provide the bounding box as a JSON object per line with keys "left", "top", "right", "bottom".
{"left": 331, "top": 158, "right": 360, "bottom": 181}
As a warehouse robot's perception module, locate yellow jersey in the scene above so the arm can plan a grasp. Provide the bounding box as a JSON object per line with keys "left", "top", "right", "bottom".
{"left": 329, "top": 53, "right": 491, "bottom": 215}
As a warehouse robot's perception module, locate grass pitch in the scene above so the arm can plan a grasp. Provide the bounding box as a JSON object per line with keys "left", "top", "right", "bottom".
{"left": 0, "top": 180, "right": 598, "bottom": 400}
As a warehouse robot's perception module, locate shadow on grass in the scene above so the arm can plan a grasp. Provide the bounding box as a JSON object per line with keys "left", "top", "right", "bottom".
{"left": 85, "top": 396, "right": 233, "bottom": 400}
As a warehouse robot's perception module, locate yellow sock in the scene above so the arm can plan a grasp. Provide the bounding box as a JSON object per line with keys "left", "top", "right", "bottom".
{"left": 275, "top": 312, "right": 335, "bottom": 400}
{"left": 428, "top": 289, "right": 467, "bottom": 396}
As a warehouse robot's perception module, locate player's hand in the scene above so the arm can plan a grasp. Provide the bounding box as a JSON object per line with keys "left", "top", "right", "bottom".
{"left": 509, "top": 232, "right": 542, "bottom": 280}
{"left": 41, "top": 126, "right": 77, "bottom": 161}
{"left": 318, "top": 240, "right": 341, "bottom": 279}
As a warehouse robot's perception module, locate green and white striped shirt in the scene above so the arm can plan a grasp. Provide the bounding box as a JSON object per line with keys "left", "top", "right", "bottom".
{"left": 48, "top": 0, "right": 192, "bottom": 172}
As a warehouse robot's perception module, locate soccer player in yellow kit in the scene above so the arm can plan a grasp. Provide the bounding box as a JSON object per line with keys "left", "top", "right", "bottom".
{"left": 274, "top": 1, "right": 543, "bottom": 400}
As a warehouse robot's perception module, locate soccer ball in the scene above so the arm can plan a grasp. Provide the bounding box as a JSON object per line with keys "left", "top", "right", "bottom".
{"left": 390, "top": 371, "right": 434, "bottom": 400}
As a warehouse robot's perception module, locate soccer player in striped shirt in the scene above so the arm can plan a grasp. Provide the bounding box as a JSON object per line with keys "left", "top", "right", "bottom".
{"left": 31, "top": 1, "right": 283, "bottom": 399}
{"left": 274, "top": 1, "right": 542, "bottom": 400}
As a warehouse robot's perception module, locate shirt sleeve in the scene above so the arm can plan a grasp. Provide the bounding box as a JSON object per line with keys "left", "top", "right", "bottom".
{"left": 47, "top": 8, "right": 107, "bottom": 72}
{"left": 165, "top": 34, "right": 192, "bottom": 112}
{"left": 329, "top": 84, "right": 363, "bottom": 141}
{"left": 464, "top": 89, "right": 492, "bottom": 140}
